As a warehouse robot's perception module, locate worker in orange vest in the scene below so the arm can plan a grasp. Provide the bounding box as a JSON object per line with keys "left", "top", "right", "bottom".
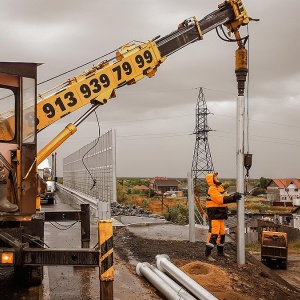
{"left": 205, "top": 172, "right": 242, "bottom": 261}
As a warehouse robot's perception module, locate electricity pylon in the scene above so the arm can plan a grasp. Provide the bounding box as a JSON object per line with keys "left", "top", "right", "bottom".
{"left": 191, "top": 87, "right": 214, "bottom": 196}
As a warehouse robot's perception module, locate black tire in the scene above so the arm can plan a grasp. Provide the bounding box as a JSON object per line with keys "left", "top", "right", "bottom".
{"left": 278, "top": 259, "right": 287, "bottom": 270}
{"left": 14, "top": 266, "right": 44, "bottom": 286}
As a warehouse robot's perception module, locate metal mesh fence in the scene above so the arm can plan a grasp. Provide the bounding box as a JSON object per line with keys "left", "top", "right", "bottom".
{"left": 63, "top": 129, "right": 116, "bottom": 203}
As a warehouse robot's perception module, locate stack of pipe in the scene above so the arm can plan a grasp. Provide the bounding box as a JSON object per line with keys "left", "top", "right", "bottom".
{"left": 136, "top": 254, "right": 217, "bottom": 300}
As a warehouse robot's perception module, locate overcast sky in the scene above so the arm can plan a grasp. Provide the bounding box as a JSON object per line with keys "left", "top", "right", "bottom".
{"left": 1, "top": 1, "right": 299, "bottom": 179}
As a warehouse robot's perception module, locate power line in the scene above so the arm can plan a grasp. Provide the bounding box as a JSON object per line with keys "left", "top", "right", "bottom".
{"left": 39, "top": 131, "right": 300, "bottom": 148}
{"left": 44, "top": 111, "right": 300, "bottom": 131}
{"left": 118, "top": 86, "right": 300, "bottom": 107}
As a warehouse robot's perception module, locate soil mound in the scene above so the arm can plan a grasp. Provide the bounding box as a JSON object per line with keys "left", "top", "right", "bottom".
{"left": 180, "top": 261, "right": 246, "bottom": 300}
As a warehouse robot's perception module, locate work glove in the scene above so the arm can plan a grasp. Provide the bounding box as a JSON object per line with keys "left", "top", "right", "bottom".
{"left": 232, "top": 192, "right": 242, "bottom": 201}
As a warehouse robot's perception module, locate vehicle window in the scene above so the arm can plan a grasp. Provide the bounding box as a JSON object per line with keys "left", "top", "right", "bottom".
{"left": 0, "top": 88, "right": 15, "bottom": 142}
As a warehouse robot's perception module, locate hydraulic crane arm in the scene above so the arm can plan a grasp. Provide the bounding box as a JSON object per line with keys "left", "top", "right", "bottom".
{"left": 35, "top": 0, "right": 253, "bottom": 165}
{"left": 34, "top": 0, "right": 250, "bottom": 133}
{"left": 0, "top": 1, "right": 253, "bottom": 165}
{"left": 0, "top": 0, "right": 256, "bottom": 215}
{"left": 156, "top": 0, "right": 244, "bottom": 57}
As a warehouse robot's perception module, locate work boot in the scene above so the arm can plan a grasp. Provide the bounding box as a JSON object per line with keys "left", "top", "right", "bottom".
{"left": 0, "top": 184, "right": 18, "bottom": 213}
{"left": 205, "top": 245, "right": 216, "bottom": 262}
{"left": 206, "top": 255, "right": 216, "bottom": 262}
{"left": 0, "top": 197, "right": 18, "bottom": 213}
{"left": 217, "top": 246, "right": 230, "bottom": 258}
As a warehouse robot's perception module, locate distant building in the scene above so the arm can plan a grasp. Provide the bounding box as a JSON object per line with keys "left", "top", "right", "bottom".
{"left": 149, "top": 176, "right": 167, "bottom": 189}
{"left": 267, "top": 178, "right": 300, "bottom": 206}
{"left": 153, "top": 178, "right": 178, "bottom": 194}
{"left": 133, "top": 185, "right": 149, "bottom": 192}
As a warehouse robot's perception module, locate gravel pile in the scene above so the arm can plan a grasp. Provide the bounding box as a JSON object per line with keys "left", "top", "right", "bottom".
{"left": 111, "top": 202, "right": 165, "bottom": 219}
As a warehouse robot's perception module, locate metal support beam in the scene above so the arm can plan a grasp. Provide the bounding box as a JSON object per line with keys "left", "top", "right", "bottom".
{"left": 80, "top": 204, "right": 90, "bottom": 248}
{"left": 45, "top": 204, "right": 91, "bottom": 249}
{"left": 44, "top": 210, "right": 81, "bottom": 222}
{"left": 23, "top": 248, "right": 99, "bottom": 266}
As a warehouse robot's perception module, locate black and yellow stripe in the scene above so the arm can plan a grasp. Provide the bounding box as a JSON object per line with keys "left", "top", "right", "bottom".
{"left": 98, "top": 220, "right": 114, "bottom": 281}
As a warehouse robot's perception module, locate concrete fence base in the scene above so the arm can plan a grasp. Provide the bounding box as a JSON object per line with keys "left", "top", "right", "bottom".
{"left": 56, "top": 184, "right": 111, "bottom": 223}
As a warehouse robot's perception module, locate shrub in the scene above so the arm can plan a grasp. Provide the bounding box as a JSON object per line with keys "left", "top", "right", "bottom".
{"left": 164, "top": 203, "right": 189, "bottom": 225}
{"left": 251, "top": 188, "right": 266, "bottom": 196}
{"left": 143, "top": 188, "right": 156, "bottom": 198}
{"left": 141, "top": 199, "right": 149, "bottom": 209}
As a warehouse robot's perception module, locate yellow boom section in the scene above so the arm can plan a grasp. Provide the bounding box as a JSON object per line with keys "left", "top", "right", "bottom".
{"left": 35, "top": 41, "right": 165, "bottom": 132}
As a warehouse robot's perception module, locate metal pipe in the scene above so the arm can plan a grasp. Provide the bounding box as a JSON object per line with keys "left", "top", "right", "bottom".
{"left": 236, "top": 95, "right": 246, "bottom": 264}
{"left": 149, "top": 265, "right": 197, "bottom": 300}
{"left": 136, "top": 262, "right": 185, "bottom": 300}
{"left": 156, "top": 254, "right": 217, "bottom": 300}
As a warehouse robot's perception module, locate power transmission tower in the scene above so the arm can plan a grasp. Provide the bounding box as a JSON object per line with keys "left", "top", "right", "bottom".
{"left": 191, "top": 87, "right": 214, "bottom": 196}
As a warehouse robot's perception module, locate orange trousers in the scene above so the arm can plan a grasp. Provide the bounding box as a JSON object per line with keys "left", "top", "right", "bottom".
{"left": 206, "top": 219, "right": 226, "bottom": 247}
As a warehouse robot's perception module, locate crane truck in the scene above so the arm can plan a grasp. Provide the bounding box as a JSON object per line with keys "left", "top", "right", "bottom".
{"left": 0, "top": 0, "right": 255, "bottom": 286}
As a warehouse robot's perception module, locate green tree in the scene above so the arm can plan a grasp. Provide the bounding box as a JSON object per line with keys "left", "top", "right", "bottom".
{"left": 143, "top": 188, "right": 156, "bottom": 198}
{"left": 116, "top": 183, "right": 129, "bottom": 204}
{"left": 260, "top": 177, "right": 271, "bottom": 189}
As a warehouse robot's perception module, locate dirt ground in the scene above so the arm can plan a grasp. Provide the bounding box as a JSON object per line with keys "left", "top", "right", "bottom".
{"left": 113, "top": 226, "right": 299, "bottom": 300}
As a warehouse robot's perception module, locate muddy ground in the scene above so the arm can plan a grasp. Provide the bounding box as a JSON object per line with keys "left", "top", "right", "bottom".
{"left": 113, "top": 226, "right": 299, "bottom": 300}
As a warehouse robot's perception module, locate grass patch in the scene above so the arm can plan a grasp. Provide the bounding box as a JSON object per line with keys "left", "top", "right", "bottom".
{"left": 246, "top": 240, "right": 300, "bottom": 254}
{"left": 246, "top": 243, "right": 261, "bottom": 253}
{"left": 288, "top": 240, "right": 300, "bottom": 254}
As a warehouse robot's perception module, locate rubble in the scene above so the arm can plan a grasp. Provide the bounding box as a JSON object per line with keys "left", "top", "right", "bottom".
{"left": 111, "top": 202, "right": 165, "bottom": 219}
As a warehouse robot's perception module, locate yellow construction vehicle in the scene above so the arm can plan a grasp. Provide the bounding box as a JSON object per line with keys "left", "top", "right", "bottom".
{"left": 261, "top": 231, "right": 288, "bottom": 270}
{"left": 0, "top": 0, "right": 255, "bottom": 285}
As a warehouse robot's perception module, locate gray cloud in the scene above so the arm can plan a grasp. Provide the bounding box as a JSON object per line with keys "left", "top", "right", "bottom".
{"left": 1, "top": 0, "right": 300, "bottom": 179}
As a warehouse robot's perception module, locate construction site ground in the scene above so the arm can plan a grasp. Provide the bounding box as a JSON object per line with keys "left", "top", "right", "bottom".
{"left": 2, "top": 195, "right": 298, "bottom": 299}
{"left": 54, "top": 195, "right": 300, "bottom": 300}
{"left": 114, "top": 222, "right": 300, "bottom": 300}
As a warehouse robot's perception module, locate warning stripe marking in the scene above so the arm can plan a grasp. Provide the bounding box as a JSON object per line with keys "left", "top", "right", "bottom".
{"left": 100, "top": 236, "right": 113, "bottom": 256}
{"left": 100, "top": 251, "right": 113, "bottom": 277}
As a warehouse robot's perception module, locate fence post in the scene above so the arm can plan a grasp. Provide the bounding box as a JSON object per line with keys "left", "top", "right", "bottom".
{"left": 98, "top": 220, "right": 114, "bottom": 300}
{"left": 80, "top": 204, "right": 90, "bottom": 248}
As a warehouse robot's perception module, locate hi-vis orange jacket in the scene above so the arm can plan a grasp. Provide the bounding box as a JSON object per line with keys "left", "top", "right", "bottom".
{"left": 205, "top": 173, "right": 235, "bottom": 220}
